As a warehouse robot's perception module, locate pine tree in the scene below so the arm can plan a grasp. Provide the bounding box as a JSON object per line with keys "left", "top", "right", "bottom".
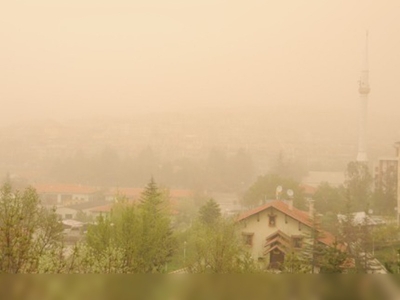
{"left": 137, "top": 178, "right": 176, "bottom": 272}
{"left": 83, "top": 178, "right": 177, "bottom": 273}
{"left": 301, "top": 211, "right": 325, "bottom": 273}
{"left": 198, "top": 198, "right": 221, "bottom": 226}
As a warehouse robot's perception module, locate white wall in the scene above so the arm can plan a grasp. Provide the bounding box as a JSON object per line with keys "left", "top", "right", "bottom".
{"left": 239, "top": 207, "right": 312, "bottom": 260}
{"left": 56, "top": 207, "right": 78, "bottom": 220}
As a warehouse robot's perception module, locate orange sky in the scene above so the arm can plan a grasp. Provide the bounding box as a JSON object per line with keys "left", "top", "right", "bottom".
{"left": 1, "top": 0, "right": 399, "bottom": 124}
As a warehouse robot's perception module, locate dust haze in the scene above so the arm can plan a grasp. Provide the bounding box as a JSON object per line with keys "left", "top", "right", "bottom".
{"left": 1, "top": 0, "right": 400, "bottom": 182}
{"left": 4, "top": 0, "right": 400, "bottom": 287}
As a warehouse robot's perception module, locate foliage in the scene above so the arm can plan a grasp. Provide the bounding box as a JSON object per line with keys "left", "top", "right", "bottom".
{"left": 338, "top": 209, "right": 373, "bottom": 273}
{"left": 371, "top": 163, "right": 397, "bottom": 215}
{"left": 320, "top": 211, "right": 340, "bottom": 236}
{"left": 318, "top": 242, "right": 347, "bottom": 273}
{"left": 281, "top": 251, "right": 311, "bottom": 273}
{"left": 84, "top": 178, "right": 176, "bottom": 273}
{"left": 272, "top": 150, "right": 308, "bottom": 181}
{"left": 186, "top": 218, "right": 259, "bottom": 273}
{"left": 49, "top": 147, "right": 255, "bottom": 193}
{"left": 66, "top": 243, "right": 127, "bottom": 274}
{"left": 198, "top": 199, "right": 221, "bottom": 226}
{"left": 301, "top": 213, "right": 326, "bottom": 273}
{"left": 74, "top": 210, "right": 93, "bottom": 223}
{"left": 283, "top": 212, "right": 347, "bottom": 274}
{"left": 0, "top": 182, "right": 64, "bottom": 273}
{"left": 313, "top": 182, "right": 346, "bottom": 215}
{"left": 242, "top": 174, "right": 306, "bottom": 209}
{"left": 344, "top": 161, "right": 372, "bottom": 212}
{"left": 372, "top": 224, "right": 400, "bottom": 248}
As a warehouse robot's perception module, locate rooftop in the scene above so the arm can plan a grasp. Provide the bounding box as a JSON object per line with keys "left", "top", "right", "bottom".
{"left": 237, "top": 200, "right": 340, "bottom": 247}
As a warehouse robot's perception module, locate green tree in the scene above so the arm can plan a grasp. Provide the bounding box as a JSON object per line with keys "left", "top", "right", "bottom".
{"left": 318, "top": 242, "right": 347, "bottom": 273}
{"left": 242, "top": 174, "right": 306, "bottom": 209}
{"left": 137, "top": 178, "right": 176, "bottom": 272}
{"left": 84, "top": 178, "right": 176, "bottom": 273}
{"left": 65, "top": 242, "right": 127, "bottom": 274}
{"left": 371, "top": 164, "right": 397, "bottom": 215}
{"left": 272, "top": 151, "right": 307, "bottom": 181}
{"left": 186, "top": 218, "right": 258, "bottom": 273}
{"left": 0, "top": 182, "right": 64, "bottom": 273}
{"left": 198, "top": 199, "right": 221, "bottom": 226}
{"left": 281, "top": 251, "right": 311, "bottom": 273}
{"left": 344, "top": 161, "right": 372, "bottom": 212}
{"left": 313, "top": 182, "right": 346, "bottom": 215}
{"left": 338, "top": 206, "right": 372, "bottom": 273}
{"left": 301, "top": 212, "right": 326, "bottom": 273}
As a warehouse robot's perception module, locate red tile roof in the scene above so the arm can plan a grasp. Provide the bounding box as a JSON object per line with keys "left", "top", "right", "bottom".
{"left": 299, "top": 184, "right": 317, "bottom": 195}
{"left": 169, "top": 189, "right": 193, "bottom": 198}
{"left": 107, "top": 188, "right": 143, "bottom": 198}
{"left": 237, "top": 200, "right": 341, "bottom": 248}
{"left": 34, "top": 184, "right": 192, "bottom": 199}
{"left": 237, "top": 200, "right": 313, "bottom": 227}
{"left": 89, "top": 204, "right": 113, "bottom": 213}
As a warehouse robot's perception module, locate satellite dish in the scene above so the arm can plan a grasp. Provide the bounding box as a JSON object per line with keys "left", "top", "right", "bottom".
{"left": 287, "top": 189, "right": 294, "bottom": 198}
{"left": 276, "top": 186, "right": 283, "bottom": 193}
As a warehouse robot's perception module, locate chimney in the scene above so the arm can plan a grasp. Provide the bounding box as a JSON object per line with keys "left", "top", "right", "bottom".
{"left": 287, "top": 199, "right": 293, "bottom": 210}
{"left": 286, "top": 189, "right": 294, "bottom": 210}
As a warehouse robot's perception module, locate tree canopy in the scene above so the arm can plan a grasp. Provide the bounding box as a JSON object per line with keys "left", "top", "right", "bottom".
{"left": 344, "top": 161, "right": 372, "bottom": 212}
{"left": 198, "top": 198, "right": 221, "bottom": 226}
{"left": 84, "top": 178, "right": 176, "bottom": 273}
{"left": 242, "top": 174, "right": 306, "bottom": 209}
{"left": 0, "top": 182, "right": 63, "bottom": 273}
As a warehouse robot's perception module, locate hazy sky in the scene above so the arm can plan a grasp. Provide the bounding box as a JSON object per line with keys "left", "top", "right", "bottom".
{"left": 1, "top": 0, "right": 399, "bottom": 124}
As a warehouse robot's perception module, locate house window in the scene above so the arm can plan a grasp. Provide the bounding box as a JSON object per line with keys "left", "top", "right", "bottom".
{"left": 269, "top": 215, "right": 276, "bottom": 227}
{"left": 292, "top": 236, "right": 303, "bottom": 248}
{"left": 242, "top": 233, "right": 254, "bottom": 246}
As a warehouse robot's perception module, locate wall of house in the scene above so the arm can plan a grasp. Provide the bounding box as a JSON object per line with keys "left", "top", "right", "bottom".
{"left": 71, "top": 193, "right": 91, "bottom": 202}
{"left": 56, "top": 207, "right": 78, "bottom": 220}
{"left": 239, "top": 208, "right": 312, "bottom": 260}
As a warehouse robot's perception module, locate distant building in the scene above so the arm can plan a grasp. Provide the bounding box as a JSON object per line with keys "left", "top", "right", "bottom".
{"left": 337, "top": 211, "right": 386, "bottom": 227}
{"left": 56, "top": 207, "right": 79, "bottom": 220}
{"left": 374, "top": 157, "right": 398, "bottom": 190}
{"left": 35, "top": 184, "right": 101, "bottom": 206}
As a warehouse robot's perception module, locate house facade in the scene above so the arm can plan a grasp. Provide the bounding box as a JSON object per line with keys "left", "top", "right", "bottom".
{"left": 35, "top": 184, "right": 100, "bottom": 206}
{"left": 237, "top": 199, "right": 337, "bottom": 268}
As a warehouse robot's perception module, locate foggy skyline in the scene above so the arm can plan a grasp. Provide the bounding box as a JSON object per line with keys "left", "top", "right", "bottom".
{"left": 1, "top": 0, "right": 400, "bottom": 127}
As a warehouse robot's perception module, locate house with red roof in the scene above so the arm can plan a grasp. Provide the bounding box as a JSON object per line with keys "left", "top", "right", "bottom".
{"left": 237, "top": 199, "right": 342, "bottom": 269}
{"left": 35, "top": 184, "right": 101, "bottom": 206}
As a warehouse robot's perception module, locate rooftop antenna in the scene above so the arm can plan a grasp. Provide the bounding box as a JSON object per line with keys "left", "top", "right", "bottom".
{"left": 276, "top": 186, "right": 283, "bottom": 200}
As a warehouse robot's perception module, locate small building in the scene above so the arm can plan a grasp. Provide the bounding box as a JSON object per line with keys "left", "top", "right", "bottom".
{"left": 62, "top": 219, "right": 86, "bottom": 245}
{"left": 337, "top": 211, "right": 386, "bottom": 227}
{"left": 35, "top": 184, "right": 101, "bottom": 206}
{"left": 237, "top": 199, "right": 339, "bottom": 269}
{"left": 56, "top": 206, "right": 78, "bottom": 220}
{"left": 374, "top": 157, "right": 397, "bottom": 190}
{"left": 65, "top": 199, "right": 111, "bottom": 219}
